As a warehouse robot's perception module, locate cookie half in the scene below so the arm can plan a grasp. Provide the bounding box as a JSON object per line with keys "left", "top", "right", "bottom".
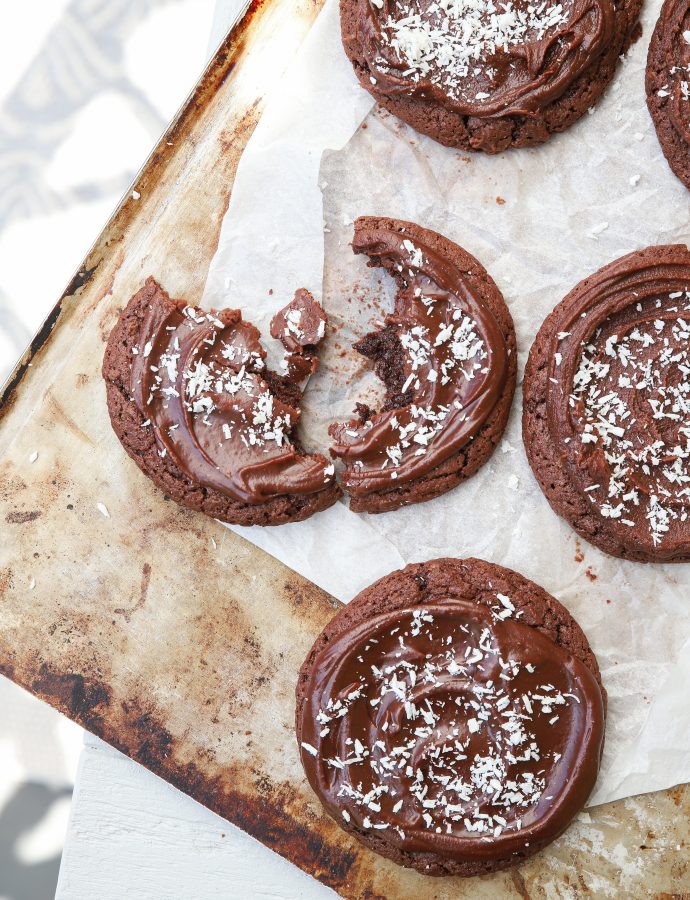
{"left": 340, "top": 0, "right": 641, "bottom": 152}
{"left": 103, "top": 278, "right": 340, "bottom": 527}
{"left": 524, "top": 245, "right": 690, "bottom": 561}
{"left": 646, "top": 0, "right": 690, "bottom": 191}
{"left": 330, "top": 217, "right": 517, "bottom": 513}
{"left": 296, "top": 558, "right": 606, "bottom": 877}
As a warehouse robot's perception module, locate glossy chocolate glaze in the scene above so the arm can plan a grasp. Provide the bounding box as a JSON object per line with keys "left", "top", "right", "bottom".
{"left": 128, "top": 296, "right": 335, "bottom": 505}
{"left": 299, "top": 599, "right": 605, "bottom": 861}
{"left": 271, "top": 289, "right": 327, "bottom": 382}
{"left": 353, "top": 0, "right": 615, "bottom": 117}
{"left": 330, "top": 219, "right": 508, "bottom": 497}
{"left": 546, "top": 245, "right": 690, "bottom": 559}
{"left": 270, "top": 288, "right": 328, "bottom": 353}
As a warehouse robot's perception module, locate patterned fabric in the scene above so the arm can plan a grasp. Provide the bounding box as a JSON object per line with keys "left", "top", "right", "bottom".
{"left": 0, "top": 0, "right": 221, "bottom": 384}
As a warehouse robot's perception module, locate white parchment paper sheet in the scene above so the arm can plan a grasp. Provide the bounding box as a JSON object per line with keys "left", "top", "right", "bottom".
{"left": 204, "top": 0, "right": 690, "bottom": 807}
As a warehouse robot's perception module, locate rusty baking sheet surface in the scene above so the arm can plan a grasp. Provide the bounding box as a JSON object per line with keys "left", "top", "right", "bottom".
{"left": 0, "top": 1, "right": 688, "bottom": 896}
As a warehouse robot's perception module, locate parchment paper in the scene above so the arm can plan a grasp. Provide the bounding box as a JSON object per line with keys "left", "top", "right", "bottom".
{"left": 203, "top": 0, "right": 690, "bottom": 807}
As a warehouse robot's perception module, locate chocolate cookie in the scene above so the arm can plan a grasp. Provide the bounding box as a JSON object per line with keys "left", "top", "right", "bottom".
{"left": 524, "top": 245, "right": 690, "bottom": 562}
{"left": 296, "top": 558, "right": 606, "bottom": 877}
{"left": 330, "top": 217, "right": 516, "bottom": 513}
{"left": 340, "top": 0, "right": 641, "bottom": 152}
{"left": 646, "top": 0, "right": 690, "bottom": 191}
{"left": 103, "top": 278, "right": 340, "bottom": 527}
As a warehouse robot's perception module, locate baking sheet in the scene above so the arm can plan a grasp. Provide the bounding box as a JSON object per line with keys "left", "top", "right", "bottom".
{"left": 204, "top": 0, "right": 690, "bottom": 809}
{"left": 0, "top": 0, "right": 688, "bottom": 894}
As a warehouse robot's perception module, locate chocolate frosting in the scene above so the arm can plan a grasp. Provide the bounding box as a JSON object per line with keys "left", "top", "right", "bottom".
{"left": 270, "top": 288, "right": 328, "bottom": 354}
{"left": 330, "top": 219, "right": 508, "bottom": 497}
{"left": 129, "top": 297, "right": 335, "bottom": 506}
{"left": 649, "top": 0, "right": 690, "bottom": 146}
{"left": 299, "top": 600, "right": 604, "bottom": 860}
{"left": 271, "top": 289, "right": 327, "bottom": 382}
{"left": 546, "top": 246, "right": 690, "bottom": 559}
{"left": 353, "top": 0, "right": 615, "bottom": 117}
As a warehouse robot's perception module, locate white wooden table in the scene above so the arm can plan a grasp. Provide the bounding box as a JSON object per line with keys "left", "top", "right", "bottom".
{"left": 56, "top": 735, "right": 333, "bottom": 899}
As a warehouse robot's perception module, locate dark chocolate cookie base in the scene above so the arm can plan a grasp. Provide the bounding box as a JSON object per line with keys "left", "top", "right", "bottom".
{"left": 340, "top": 0, "right": 642, "bottom": 152}
{"left": 296, "top": 557, "right": 605, "bottom": 877}
{"left": 102, "top": 278, "right": 340, "bottom": 527}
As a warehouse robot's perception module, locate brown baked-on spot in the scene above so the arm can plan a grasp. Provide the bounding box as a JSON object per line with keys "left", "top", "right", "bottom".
{"left": 668, "top": 784, "right": 685, "bottom": 807}
{"left": 646, "top": 0, "right": 690, "bottom": 191}
{"left": 339, "top": 0, "right": 642, "bottom": 152}
{"left": 5, "top": 510, "right": 41, "bottom": 524}
{"left": 113, "top": 562, "right": 152, "bottom": 622}
{"left": 31, "top": 667, "right": 112, "bottom": 732}
{"left": 102, "top": 278, "right": 340, "bottom": 527}
{"left": 496, "top": 196, "right": 506, "bottom": 205}
{"left": 0, "top": 660, "right": 16, "bottom": 681}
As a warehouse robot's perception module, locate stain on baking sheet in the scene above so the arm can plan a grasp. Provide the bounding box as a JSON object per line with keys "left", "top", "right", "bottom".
{"left": 283, "top": 577, "right": 341, "bottom": 621}
{"left": 46, "top": 394, "right": 95, "bottom": 447}
{"left": 30, "top": 668, "right": 111, "bottom": 733}
{"left": 114, "top": 563, "right": 152, "bottom": 622}
{"left": 65, "top": 264, "right": 99, "bottom": 299}
{"left": 509, "top": 869, "right": 531, "bottom": 900}
{"left": 5, "top": 510, "right": 40, "bottom": 524}
{"left": 0, "top": 660, "right": 14, "bottom": 681}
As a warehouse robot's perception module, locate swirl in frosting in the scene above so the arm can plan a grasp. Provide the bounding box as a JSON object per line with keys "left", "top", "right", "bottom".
{"left": 128, "top": 293, "right": 336, "bottom": 505}
{"left": 353, "top": 0, "right": 616, "bottom": 117}
{"left": 299, "top": 598, "right": 604, "bottom": 860}
{"left": 545, "top": 246, "right": 690, "bottom": 557}
{"left": 329, "top": 218, "right": 509, "bottom": 499}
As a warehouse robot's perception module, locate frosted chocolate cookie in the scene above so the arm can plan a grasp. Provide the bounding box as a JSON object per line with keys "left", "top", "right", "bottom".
{"left": 103, "top": 278, "right": 339, "bottom": 527}
{"left": 340, "top": 0, "right": 641, "bottom": 152}
{"left": 330, "top": 217, "right": 516, "bottom": 513}
{"left": 524, "top": 245, "right": 690, "bottom": 561}
{"left": 647, "top": 0, "right": 690, "bottom": 191}
{"left": 296, "top": 558, "right": 606, "bottom": 877}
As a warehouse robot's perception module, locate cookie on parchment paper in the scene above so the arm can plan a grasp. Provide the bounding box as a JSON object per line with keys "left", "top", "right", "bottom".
{"left": 330, "top": 216, "right": 516, "bottom": 513}
{"left": 340, "top": 0, "right": 642, "bottom": 152}
{"left": 296, "top": 557, "right": 606, "bottom": 876}
{"left": 523, "top": 244, "right": 690, "bottom": 562}
{"left": 103, "top": 278, "right": 340, "bottom": 527}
